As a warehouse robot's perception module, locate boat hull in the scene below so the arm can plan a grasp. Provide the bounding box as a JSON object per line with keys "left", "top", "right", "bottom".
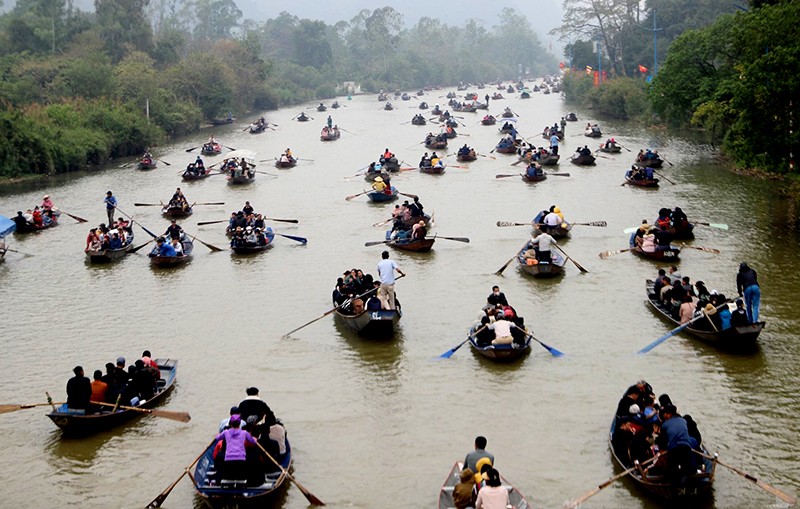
{"left": 625, "top": 177, "right": 660, "bottom": 187}
{"left": 334, "top": 309, "right": 401, "bottom": 339}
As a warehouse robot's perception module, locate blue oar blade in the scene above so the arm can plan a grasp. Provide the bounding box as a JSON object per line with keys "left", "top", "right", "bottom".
{"left": 638, "top": 321, "right": 690, "bottom": 354}
{"left": 439, "top": 338, "right": 469, "bottom": 358}
{"left": 277, "top": 233, "right": 307, "bottom": 244}
{"left": 542, "top": 343, "right": 565, "bottom": 357}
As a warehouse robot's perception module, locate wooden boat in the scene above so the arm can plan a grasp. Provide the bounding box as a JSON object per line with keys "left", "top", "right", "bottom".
{"left": 521, "top": 173, "right": 547, "bottom": 183}
{"left": 542, "top": 87, "right": 550, "bottom": 95}
{"left": 533, "top": 85, "right": 541, "bottom": 92}
{"left": 481, "top": 116, "right": 496, "bottom": 125}
{"left": 570, "top": 153, "right": 596, "bottom": 165}
{"left": 453, "top": 105, "right": 477, "bottom": 113}
{"left": 539, "top": 154, "right": 560, "bottom": 166}
{"left": 211, "top": 117, "right": 234, "bottom": 125}
{"left": 296, "top": 113, "right": 310, "bottom": 122}
{"left": 46, "top": 358, "right": 178, "bottom": 435}
{"left": 645, "top": 279, "right": 764, "bottom": 350}
{"left": 506, "top": 85, "right": 514, "bottom": 93}
{"left": 516, "top": 242, "right": 567, "bottom": 278}
{"left": 584, "top": 127, "right": 603, "bottom": 138}
{"left": 411, "top": 116, "right": 427, "bottom": 125}
{"left": 631, "top": 243, "right": 680, "bottom": 261}
{"left": 364, "top": 171, "right": 391, "bottom": 183}
{"left": 137, "top": 158, "right": 157, "bottom": 170}
{"left": 231, "top": 230, "right": 275, "bottom": 254}
{"left": 275, "top": 157, "right": 297, "bottom": 169}
{"left": 520, "top": 91, "right": 531, "bottom": 99}
{"left": 377, "top": 93, "right": 388, "bottom": 101}
{"left": 464, "top": 93, "right": 477, "bottom": 100}
{"left": 439, "top": 461, "right": 530, "bottom": 508}
{"left": 320, "top": 128, "right": 341, "bottom": 141}
{"left": 13, "top": 210, "right": 61, "bottom": 234}
{"left": 149, "top": 238, "right": 194, "bottom": 267}
{"left": 542, "top": 131, "right": 564, "bottom": 141}
{"left": 182, "top": 168, "right": 212, "bottom": 181}
{"left": 228, "top": 172, "right": 255, "bottom": 185}
{"left": 85, "top": 232, "right": 135, "bottom": 264}
{"left": 193, "top": 428, "right": 292, "bottom": 508}
{"left": 425, "top": 138, "right": 448, "bottom": 150}
{"left": 226, "top": 150, "right": 257, "bottom": 184}
{"left": 331, "top": 101, "right": 340, "bottom": 109}
{"left": 161, "top": 204, "right": 193, "bottom": 218}
{"left": 609, "top": 400, "right": 715, "bottom": 500}
{"left": 599, "top": 144, "right": 622, "bottom": 153}
{"left": 626, "top": 176, "right": 660, "bottom": 187}
{"left": 384, "top": 102, "right": 394, "bottom": 111}
{"left": 367, "top": 186, "right": 398, "bottom": 202}
{"left": 420, "top": 163, "right": 446, "bottom": 175}
{"left": 447, "top": 91, "right": 458, "bottom": 98}
{"left": 387, "top": 235, "right": 435, "bottom": 252}
{"left": 334, "top": 305, "right": 401, "bottom": 339}
{"left": 565, "top": 112, "right": 578, "bottom": 121}
{"left": 418, "top": 102, "right": 428, "bottom": 110}
{"left": 316, "top": 104, "right": 327, "bottom": 112}
{"left": 491, "top": 93, "right": 504, "bottom": 100}
{"left": 456, "top": 152, "right": 477, "bottom": 162}
{"left": 501, "top": 110, "right": 515, "bottom": 118}
{"left": 201, "top": 142, "right": 223, "bottom": 155}
{"left": 635, "top": 156, "right": 664, "bottom": 168}
{"left": 249, "top": 123, "right": 266, "bottom": 134}
{"left": 442, "top": 129, "right": 458, "bottom": 139}
{"left": 401, "top": 93, "right": 411, "bottom": 101}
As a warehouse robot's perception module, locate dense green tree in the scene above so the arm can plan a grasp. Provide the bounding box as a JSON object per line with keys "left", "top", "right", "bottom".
{"left": 94, "top": 0, "right": 153, "bottom": 62}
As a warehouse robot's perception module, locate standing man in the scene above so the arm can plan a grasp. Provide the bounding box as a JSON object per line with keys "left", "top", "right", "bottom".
{"left": 464, "top": 436, "right": 495, "bottom": 474}
{"left": 327, "top": 115, "right": 333, "bottom": 129}
{"left": 736, "top": 262, "right": 760, "bottom": 323}
{"left": 66, "top": 366, "right": 92, "bottom": 412}
{"left": 377, "top": 250, "right": 404, "bottom": 310}
{"left": 560, "top": 116, "right": 567, "bottom": 133}
{"left": 104, "top": 191, "right": 117, "bottom": 226}
{"left": 530, "top": 231, "right": 557, "bottom": 263}
{"left": 484, "top": 93, "right": 490, "bottom": 106}
{"left": 549, "top": 132, "right": 560, "bottom": 155}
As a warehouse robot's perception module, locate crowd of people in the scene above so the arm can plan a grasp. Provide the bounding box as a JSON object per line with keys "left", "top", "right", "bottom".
{"left": 419, "top": 151, "right": 445, "bottom": 170}
{"left": 452, "top": 436, "right": 512, "bottom": 509}
{"left": 651, "top": 266, "right": 750, "bottom": 328}
{"left": 320, "top": 125, "right": 340, "bottom": 138}
{"left": 613, "top": 381, "right": 706, "bottom": 485}
{"left": 626, "top": 165, "right": 656, "bottom": 181}
{"left": 471, "top": 286, "right": 529, "bottom": 347}
{"left": 183, "top": 156, "right": 207, "bottom": 177}
{"left": 412, "top": 113, "right": 427, "bottom": 124}
{"left": 226, "top": 202, "right": 267, "bottom": 234}
{"left": 166, "top": 188, "right": 190, "bottom": 211}
{"left": 224, "top": 157, "right": 254, "bottom": 180}
{"left": 636, "top": 148, "right": 661, "bottom": 163}
{"left": 630, "top": 207, "right": 692, "bottom": 252}
{"left": 332, "top": 268, "right": 381, "bottom": 314}
{"left": 457, "top": 144, "right": 476, "bottom": 159}
{"left": 388, "top": 197, "right": 427, "bottom": 241}
{"left": 85, "top": 217, "right": 133, "bottom": 253}
{"left": 202, "top": 136, "right": 220, "bottom": 153}
{"left": 425, "top": 132, "right": 449, "bottom": 147}
{"left": 64, "top": 352, "right": 162, "bottom": 413}
{"left": 210, "top": 387, "right": 287, "bottom": 485}
{"left": 231, "top": 225, "right": 271, "bottom": 249}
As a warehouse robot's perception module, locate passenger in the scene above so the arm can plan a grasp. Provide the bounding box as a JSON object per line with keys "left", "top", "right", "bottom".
{"left": 486, "top": 286, "right": 509, "bottom": 308}
{"left": 66, "top": 366, "right": 92, "bottom": 412}
{"left": 714, "top": 294, "right": 732, "bottom": 329}
{"left": 411, "top": 220, "right": 427, "bottom": 240}
{"left": 474, "top": 468, "right": 509, "bottom": 509}
{"left": 730, "top": 299, "right": 749, "bottom": 327}
{"left": 108, "top": 232, "right": 122, "bottom": 250}
{"left": 238, "top": 387, "right": 275, "bottom": 428}
{"left": 152, "top": 237, "right": 177, "bottom": 257}
{"left": 542, "top": 208, "right": 561, "bottom": 233}
{"left": 371, "top": 176, "right": 387, "bottom": 193}
{"left": 656, "top": 405, "right": 695, "bottom": 484}
{"left": 164, "top": 219, "right": 183, "bottom": 240}
{"left": 464, "top": 436, "right": 495, "bottom": 474}
{"left": 213, "top": 413, "right": 258, "bottom": 482}
{"left": 366, "top": 282, "right": 383, "bottom": 311}
{"left": 171, "top": 238, "right": 183, "bottom": 255}
{"left": 452, "top": 467, "right": 477, "bottom": 509}
{"left": 653, "top": 225, "right": 674, "bottom": 251}
{"left": 736, "top": 262, "right": 760, "bottom": 323}
{"left": 133, "top": 359, "right": 156, "bottom": 401}
{"left": 694, "top": 281, "right": 711, "bottom": 302}
{"left": 679, "top": 294, "right": 695, "bottom": 324}
{"left": 219, "top": 405, "right": 240, "bottom": 433}
{"left": 681, "top": 276, "right": 694, "bottom": 296}
{"left": 90, "top": 370, "right": 108, "bottom": 410}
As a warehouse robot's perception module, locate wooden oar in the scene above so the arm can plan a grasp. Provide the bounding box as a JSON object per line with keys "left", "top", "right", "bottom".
{"left": 60, "top": 211, "right": 88, "bottom": 223}
{"left": 0, "top": 401, "right": 65, "bottom": 414}
{"left": 275, "top": 232, "right": 307, "bottom": 244}
{"left": 616, "top": 143, "right": 633, "bottom": 152}
{"left": 197, "top": 220, "right": 227, "bottom": 226}
{"left": 554, "top": 245, "right": 588, "bottom": 273}
{"left": 572, "top": 221, "right": 607, "bottom": 227}
{"left": 254, "top": 442, "right": 325, "bottom": 506}
{"left": 116, "top": 207, "right": 159, "bottom": 239}
{"left": 496, "top": 221, "right": 531, "bottom": 227}
{"left": 679, "top": 243, "right": 720, "bottom": 254}
{"left": 527, "top": 334, "right": 565, "bottom": 356}
{"left": 185, "top": 145, "right": 202, "bottom": 153}
{"left": 155, "top": 158, "right": 171, "bottom": 166}
{"left": 495, "top": 240, "right": 529, "bottom": 275}
{"left": 145, "top": 439, "right": 216, "bottom": 508}
{"left": 222, "top": 145, "right": 237, "bottom": 151}
{"left": 564, "top": 453, "right": 663, "bottom": 508}
{"left": 692, "top": 451, "right": 797, "bottom": 505}
{"left": 92, "top": 400, "right": 191, "bottom": 422}
{"left": 131, "top": 239, "right": 155, "bottom": 253}
{"left": 662, "top": 156, "right": 674, "bottom": 166}
{"left": 372, "top": 218, "right": 393, "bottom": 227}
{"left": 192, "top": 202, "right": 225, "bottom": 206}
{"left": 5, "top": 247, "right": 35, "bottom": 257}
{"left": 439, "top": 325, "right": 487, "bottom": 358}
{"left": 364, "top": 240, "right": 391, "bottom": 247}
{"left": 266, "top": 217, "right": 299, "bottom": 224}
{"left": 397, "top": 191, "right": 418, "bottom": 200}
{"left": 495, "top": 174, "right": 519, "bottom": 179}
{"left": 282, "top": 276, "right": 404, "bottom": 338}
{"left": 598, "top": 248, "right": 632, "bottom": 258}
{"left": 478, "top": 153, "right": 496, "bottom": 160}
{"left": 345, "top": 190, "right": 369, "bottom": 201}
{"left": 638, "top": 299, "right": 733, "bottom": 354}
{"left": 437, "top": 236, "right": 470, "bottom": 243}
{"left": 653, "top": 169, "right": 676, "bottom": 185}
{"left": 691, "top": 220, "right": 729, "bottom": 230}
{"left": 339, "top": 127, "right": 356, "bottom": 135}
{"left": 134, "top": 203, "right": 163, "bottom": 207}
{"left": 187, "top": 233, "right": 223, "bottom": 252}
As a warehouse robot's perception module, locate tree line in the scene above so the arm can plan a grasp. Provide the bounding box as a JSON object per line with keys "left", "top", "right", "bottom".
{"left": 0, "top": 1, "right": 555, "bottom": 179}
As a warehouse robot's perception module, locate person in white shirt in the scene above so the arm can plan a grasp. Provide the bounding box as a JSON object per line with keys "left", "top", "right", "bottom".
{"left": 377, "top": 250, "right": 405, "bottom": 310}
{"left": 530, "top": 232, "right": 557, "bottom": 263}
{"left": 487, "top": 315, "right": 518, "bottom": 345}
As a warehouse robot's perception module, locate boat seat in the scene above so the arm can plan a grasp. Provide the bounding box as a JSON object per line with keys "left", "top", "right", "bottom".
{"left": 220, "top": 479, "right": 247, "bottom": 489}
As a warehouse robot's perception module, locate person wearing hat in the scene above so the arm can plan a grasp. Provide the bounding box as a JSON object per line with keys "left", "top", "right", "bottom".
{"left": 371, "top": 176, "right": 387, "bottom": 193}
{"left": 238, "top": 387, "right": 275, "bottom": 428}
{"left": 219, "top": 406, "right": 240, "bottom": 433}
{"left": 213, "top": 413, "right": 258, "bottom": 481}
{"left": 41, "top": 194, "right": 54, "bottom": 212}
{"left": 736, "top": 262, "right": 760, "bottom": 323}
{"left": 66, "top": 366, "right": 92, "bottom": 412}
{"left": 104, "top": 191, "right": 117, "bottom": 227}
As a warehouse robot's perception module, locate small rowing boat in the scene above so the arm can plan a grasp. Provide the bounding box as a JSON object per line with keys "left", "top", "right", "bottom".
{"left": 46, "top": 358, "right": 177, "bottom": 435}
{"left": 85, "top": 230, "right": 135, "bottom": 264}
{"left": 161, "top": 204, "right": 193, "bottom": 218}
{"left": 149, "top": 238, "right": 194, "bottom": 267}
{"left": 516, "top": 241, "right": 566, "bottom": 278}
{"left": 368, "top": 187, "right": 398, "bottom": 203}
{"left": 625, "top": 176, "right": 660, "bottom": 187}
{"left": 334, "top": 305, "right": 401, "bottom": 339}
{"left": 438, "top": 461, "right": 530, "bottom": 508}
{"left": 231, "top": 229, "right": 275, "bottom": 255}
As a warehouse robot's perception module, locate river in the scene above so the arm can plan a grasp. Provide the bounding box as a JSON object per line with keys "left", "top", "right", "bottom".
{"left": 1, "top": 85, "right": 798, "bottom": 509}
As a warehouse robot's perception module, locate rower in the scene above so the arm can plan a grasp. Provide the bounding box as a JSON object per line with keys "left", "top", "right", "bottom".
{"left": 164, "top": 219, "right": 183, "bottom": 240}
{"left": 371, "top": 176, "right": 387, "bottom": 193}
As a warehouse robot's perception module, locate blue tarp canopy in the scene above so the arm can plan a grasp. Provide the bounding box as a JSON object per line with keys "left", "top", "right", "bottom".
{"left": 0, "top": 215, "right": 16, "bottom": 237}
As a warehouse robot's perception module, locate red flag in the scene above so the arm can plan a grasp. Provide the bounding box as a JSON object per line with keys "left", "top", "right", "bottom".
{"left": 638, "top": 64, "right": 648, "bottom": 73}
